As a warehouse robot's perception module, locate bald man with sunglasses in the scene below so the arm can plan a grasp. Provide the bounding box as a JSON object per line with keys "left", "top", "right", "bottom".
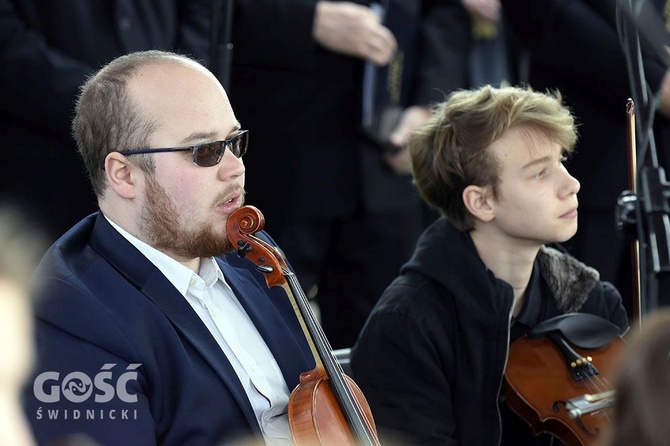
{"left": 22, "top": 50, "right": 315, "bottom": 446}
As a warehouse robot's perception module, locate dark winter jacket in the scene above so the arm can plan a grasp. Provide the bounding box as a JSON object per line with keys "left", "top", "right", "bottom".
{"left": 351, "top": 217, "right": 628, "bottom": 445}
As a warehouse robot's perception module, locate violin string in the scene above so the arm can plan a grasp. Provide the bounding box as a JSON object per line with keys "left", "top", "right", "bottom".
{"left": 589, "top": 372, "right": 615, "bottom": 422}
{"left": 284, "top": 270, "right": 338, "bottom": 366}
{"left": 244, "top": 232, "right": 349, "bottom": 395}
{"left": 576, "top": 356, "right": 615, "bottom": 423}
{"left": 537, "top": 333, "right": 617, "bottom": 428}
{"left": 234, "top": 216, "right": 377, "bottom": 445}
{"left": 583, "top": 360, "right": 614, "bottom": 392}
{"left": 240, "top": 220, "right": 378, "bottom": 445}
{"left": 286, "top": 272, "right": 378, "bottom": 445}
{"left": 285, "top": 272, "right": 354, "bottom": 395}
{"left": 285, "top": 271, "right": 378, "bottom": 444}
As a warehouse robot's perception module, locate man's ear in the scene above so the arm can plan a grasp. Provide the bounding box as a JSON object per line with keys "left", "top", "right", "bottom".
{"left": 104, "top": 152, "right": 138, "bottom": 199}
{"left": 462, "top": 185, "right": 495, "bottom": 223}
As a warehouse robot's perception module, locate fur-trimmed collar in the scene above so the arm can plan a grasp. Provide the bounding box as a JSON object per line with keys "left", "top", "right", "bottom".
{"left": 537, "top": 246, "right": 599, "bottom": 313}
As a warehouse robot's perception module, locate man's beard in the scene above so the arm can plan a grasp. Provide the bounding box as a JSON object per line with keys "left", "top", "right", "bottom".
{"left": 138, "top": 175, "right": 237, "bottom": 259}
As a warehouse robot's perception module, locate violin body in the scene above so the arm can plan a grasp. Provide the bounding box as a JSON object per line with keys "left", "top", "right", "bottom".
{"left": 289, "top": 369, "right": 377, "bottom": 446}
{"left": 504, "top": 334, "right": 626, "bottom": 446}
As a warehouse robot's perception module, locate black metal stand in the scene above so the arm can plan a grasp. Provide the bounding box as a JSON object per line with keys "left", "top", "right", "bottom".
{"left": 616, "top": 0, "right": 670, "bottom": 314}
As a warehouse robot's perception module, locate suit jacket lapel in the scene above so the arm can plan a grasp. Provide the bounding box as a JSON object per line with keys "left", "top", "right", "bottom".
{"left": 218, "top": 258, "right": 314, "bottom": 390}
{"left": 88, "top": 213, "right": 259, "bottom": 431}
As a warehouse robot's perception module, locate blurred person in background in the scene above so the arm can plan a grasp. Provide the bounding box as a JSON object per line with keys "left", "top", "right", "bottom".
{"left": 0, "top": 203, "right": 46, "bottom": 446}
{"left": 603, "top": 308, "right": 670, "bottom": 446}
{"left": 0, "top": 0, "right": 210, "bottom": 243}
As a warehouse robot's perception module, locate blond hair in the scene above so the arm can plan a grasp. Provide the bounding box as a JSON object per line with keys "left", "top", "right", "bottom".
{"left": 408, "top": 85, "right": 578, "bottom": 231}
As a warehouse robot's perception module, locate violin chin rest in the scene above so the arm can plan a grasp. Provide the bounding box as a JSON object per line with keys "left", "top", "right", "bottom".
{"left": 527, "top": 313, "right": 620, "bottom": 349}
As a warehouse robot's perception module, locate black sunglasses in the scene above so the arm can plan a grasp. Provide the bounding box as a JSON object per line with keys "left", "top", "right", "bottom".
{"left": 122, "top": 130, "right": 249, "bottom": 167}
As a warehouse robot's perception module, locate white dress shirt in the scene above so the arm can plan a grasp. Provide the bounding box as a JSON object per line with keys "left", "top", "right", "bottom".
{"left": 106, "top": 216, "right": 293, "bottom": 445}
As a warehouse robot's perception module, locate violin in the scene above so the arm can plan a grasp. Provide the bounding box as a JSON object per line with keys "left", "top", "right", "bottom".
{"left": 504, "top": 313, "right": 626, "bottom": 446}
{"left": 226, "top": 205, "right": 380, "bottom": 446}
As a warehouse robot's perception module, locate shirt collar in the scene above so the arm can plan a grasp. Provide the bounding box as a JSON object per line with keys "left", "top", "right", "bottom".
{"left": 199, "top": 256, "right": 226, "bottom": 287}
{"left": 103, "top": 215, "right": 216, "bottom": 296}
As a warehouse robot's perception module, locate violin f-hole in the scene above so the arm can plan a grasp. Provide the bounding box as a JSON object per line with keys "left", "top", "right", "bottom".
{"left": 552, "top": 400, "right": 600, "bottom": 438}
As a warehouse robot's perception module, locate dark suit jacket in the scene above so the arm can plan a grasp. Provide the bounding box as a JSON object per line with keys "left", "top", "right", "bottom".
{"left": 0, "top": 0, "right": 210, "bottom": 239}
{"left": 229, "top": 0, "right": 471, "bottom": 222}
{"left": 23, "top": 213, "right": 315, "bottom": 446}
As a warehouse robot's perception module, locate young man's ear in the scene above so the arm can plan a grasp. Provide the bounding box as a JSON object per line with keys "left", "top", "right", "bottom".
{"left": 104, "top": 152, "right": 138, "bottom": 199}
{"left": 462, "top": 185, "right": 495, "bottom": 223}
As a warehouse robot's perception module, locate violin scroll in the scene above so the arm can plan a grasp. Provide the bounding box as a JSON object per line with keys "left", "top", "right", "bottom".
{"left": 229, "top": 205, "right": 266, "bottom": 237}
{"left": 226, "top": 205, "right": 288, "bottom": 288}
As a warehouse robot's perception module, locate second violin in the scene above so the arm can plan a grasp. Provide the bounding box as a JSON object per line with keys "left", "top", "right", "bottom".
{"left": 504, "top": 313, "right": 626, "bottom": 446}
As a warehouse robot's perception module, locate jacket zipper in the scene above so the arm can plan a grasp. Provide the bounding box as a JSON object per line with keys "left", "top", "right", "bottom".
{"left": 495, "top": 290, "right": 515, "bottom": 446}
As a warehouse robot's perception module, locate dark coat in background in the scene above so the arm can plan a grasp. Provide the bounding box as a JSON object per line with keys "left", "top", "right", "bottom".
{"left": 230, "top": 0, "right": 470, "bottom": 218}
{"left": 0, "top": 0, "right": 210, "bottom": 240}
{"left": 228, "top": 0, "right": 473, "bottom": 348}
